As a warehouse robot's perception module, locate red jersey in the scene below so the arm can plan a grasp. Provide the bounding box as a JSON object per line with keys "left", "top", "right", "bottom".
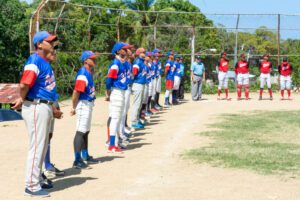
{"left": 218, "top": 58, "right": 229, "bottom": 72}
{"left": 259, "top": 61, "right": 272, "bottom": 74}
{"left": 278, "top": 62, "right": 292, "bottom": 76}
{"left": 235, "top": 61, "right": 249, "bottom": 74}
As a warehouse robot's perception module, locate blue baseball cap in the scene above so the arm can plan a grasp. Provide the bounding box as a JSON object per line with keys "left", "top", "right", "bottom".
{"left": 145, "top": 52, "right": 153, "bottom": 57}
{"left": 111, "top": 42, "right": 133, "bottom": 54}
{"left": 153, "top": 48, "right": 161, "bottom": 53}
{"left": 33, "top": 31, "right": 57, "bottom": 46}
{"left": 80, "top": 51, "right": 97, "bottom": 62}
{"left": 167, "top": 50, "right": 174, "bottom": 57}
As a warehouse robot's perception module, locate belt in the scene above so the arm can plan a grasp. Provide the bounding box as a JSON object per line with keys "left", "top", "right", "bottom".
{"left": 25, "top": 97, "right": 53, "bottom": 105}
{"left": 194, "top": 74, "right": 202, "bottom": 76}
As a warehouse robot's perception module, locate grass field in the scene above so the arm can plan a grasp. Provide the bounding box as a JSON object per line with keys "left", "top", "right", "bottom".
{"left": 186, "top": 111, "right": 300, "bottom": 177}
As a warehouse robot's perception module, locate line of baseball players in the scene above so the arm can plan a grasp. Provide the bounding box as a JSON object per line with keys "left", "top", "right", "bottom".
{"left": 208, "top": 52, "right": 293, "bottom": 101}
{"left": 13, "top": 30, "right": 186, "bottom": 197}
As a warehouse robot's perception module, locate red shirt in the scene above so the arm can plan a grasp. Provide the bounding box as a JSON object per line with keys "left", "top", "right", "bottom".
{"left": 218, "top": 58, "right": 229, "bottom": 72}
{"left": 235, "top": 61, "right": 249, "bottom": 74}
{"left": 278, "top": 62, "right": 292, "bottom": 76}
{"left": 260, "top": 61, "right": 272, "bottom": 74}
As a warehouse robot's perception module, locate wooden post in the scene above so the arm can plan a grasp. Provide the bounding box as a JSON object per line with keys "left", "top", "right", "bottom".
{"left": 234, "top": 14, "right": 240, "bottom": 65}
{"left": 117, "top": 15, "right": 121, "bottom": 42}
{"left": 277, "top": 14, "right": 281, "bottom": 65}
{"left": 54, "top": 3, "right": 66, "bottom": 34}
{"left": 154, "top": 13, "right": 159, "bottom": 49}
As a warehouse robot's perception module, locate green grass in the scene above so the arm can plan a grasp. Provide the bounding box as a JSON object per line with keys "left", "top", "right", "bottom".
{"left": 185, "top": 111, "right": 300, "bottom": 177}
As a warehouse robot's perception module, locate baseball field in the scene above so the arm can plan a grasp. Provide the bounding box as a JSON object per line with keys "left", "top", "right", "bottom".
{"left": 1, "top": 93, "right": 300, "bottom": 200}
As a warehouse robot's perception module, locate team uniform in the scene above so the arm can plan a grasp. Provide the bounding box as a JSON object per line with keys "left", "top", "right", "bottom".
{"left": 178, "top": 60, "right": 185, "bottom": 100}
{"left": 278, "top": 61, "right": 293, "bottom": 99}
{"left": 106, "top": 56, "right": 127, "bottom": 152}
{"left": 154, "top": 59, "right": 163, "bottom": 108}
{"left": 259, "top": 60, "right": 273, "bottom": 99}
{"left": 20, "top": 52, "right": 58, "bottom": 193}
{"left": 164, "top": 59, "right": 176, "bottom": 106}
{"left": 235, "top": 60, "right": 250, "bottom": 100}
{"left": 217, "top": 58, "right": 229, "bottom": 99}
{"left": 172, "top": 60, "right": 182, "bottom": 104}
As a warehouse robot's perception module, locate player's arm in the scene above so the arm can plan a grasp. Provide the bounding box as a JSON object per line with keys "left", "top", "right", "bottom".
{"left": 105, "top": 64, "right": 119, "bottom": 101}
{"left": 71, "top": 90, "right": 80, "bottom": 116}
{"left": 12, "top": 83, "right": 30, "bottom": 110}
{"left": 71, "top": 74, "right": 88, "bottom": 115}
{"left": 164, "top": 63, "right": 170, "bottom": 76}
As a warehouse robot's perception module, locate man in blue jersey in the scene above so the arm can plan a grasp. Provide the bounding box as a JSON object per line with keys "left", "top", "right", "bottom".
{"left": 178, "top": 56, "right": 185, "bottom": 100}
{"left": 106, "top": 42, "right": 131, "bottom": 153}
{"left": 12, "top": 31, "right": 63, "bottom": 197}
{"left": 152, "top": 49, "right": 163, "bottom": 109}
{"left": 131, "top": 48, "right": 147, "bottom": 129}
{"left": 164, "top": 51, "right": 176, "bottom": 107}
{"left": 70, "top": 51, "right": 99, "bottom": 168}
{"left": 172, "top": 55, "right": 182, "bottom": 105}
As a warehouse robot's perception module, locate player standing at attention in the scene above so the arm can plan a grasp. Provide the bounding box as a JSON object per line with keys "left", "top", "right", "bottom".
{"left": 259, "top": 54, "right": 273, "bottom": 100}
{"left": 172, "top": 55, "right": 182, "bottom": 105}
{"left": 235, "top": 54, "right": 250, "bottom": 100}
{"left": 217, "top": 52, "right": 230, "bottom": 100}
{"left": 152, "top": 49, "right": 163, "bottom": 110}
{"left": 71, "top": 51, "right": 99, "bottom": 169}
{"left": 278, "top": 57, "right": 293, "bottom": 100}
{"left": 12, "top": 31, "right": 62, "bottom": 197}
{"left": 164, "top": 51, "right": 175, "bottom": 107}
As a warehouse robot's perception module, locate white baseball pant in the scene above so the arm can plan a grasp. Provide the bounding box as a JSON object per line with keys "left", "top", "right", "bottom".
{"left": 218, "top": 71, "right": 229, "bottom": 89}
{"left": 156, "top": 75, "right": 162, "bottom": 93}
{"left": 260, "top": 73, "right": 271, "bottom": 88}
{"left": 143, "top": 84, "right": 149, "bottom": 104}
{"left": 173, "top": 76, "right": 181, "bottom": 90}
{"left": 76, "top": 100, "right": 94, "bottom": 133}
{"left": 119, "top": 86, "right": 131, "bottom": 139}
{"left": 22, "top": 101, "right": 52, "bottom": 192}
{"left": 280, "top": 75, "right": 291, "bottom": 90}
{"left": 237, "top": 73, "right": 249, "bottom": 85}
{"left": 152, "top": 78, "right": 157, "bottom": 97}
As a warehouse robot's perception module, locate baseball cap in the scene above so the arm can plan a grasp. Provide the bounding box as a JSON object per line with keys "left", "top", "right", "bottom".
{"left": 80, "top": 51, "right": 97, "bottom": 62}
{"left": 167, "top": 51, "right": 174, "bottom": 57}
{"left": 136, "top": 48, "right": 146, "bottom": 56}
{"left": 33, "top": 31, "right": 57, "bottom": 46}
{"left": 153, "top": 48, "right": 161, "bottom": 53}
{"left": 111, "top": 42, "right": 132, "bottom": 54}
{"left": 146, "top": 52, "right": 153, "bottom": 57}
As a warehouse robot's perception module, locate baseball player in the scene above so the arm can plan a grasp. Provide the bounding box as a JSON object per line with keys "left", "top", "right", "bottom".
{"left": 131, "top": 48, "right": 147, "bottom": 129}
{"left": 152, "top": 49, "right": 163, "bottom": 110}
{"left": 259, "top": 54, "right": 273, "bottom": 100}
{"left": 178, "top": 56, "right": 185, "bottom": 100}
{"left": 106, "top": 42, "right": 131, "bottom": 153}
{"left": 235, "top": 53, "right": 250, "bottom": 100}
{"left": 164, "top": 51, "right": 175, "bottom": 107}
{"left": 70, "top": 51, "right": 98, "bottom": 169}
{"left": 12, "top": 31, "right": 62, "bottom": 197}
{"left": 145, "top": 52, "right": 155, "bottom": 116}
{"left": 278, "top": 57, "right": 293, "bottom": 100}
{"left": 217, "top": 52, "right": 230, "bottom": 100}
{"left": 43, "top": 101, "right": 65, "bottom": 178}
{"left": 172, "top": 54, "right": 182, "bottom": 105}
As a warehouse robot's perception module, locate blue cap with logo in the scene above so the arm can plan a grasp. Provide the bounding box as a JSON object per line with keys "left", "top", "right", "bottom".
{"left": 33, "top": 31, "right": 57, "bottom": 46}
{"left": 80, "top": 51, "right": 97, "bottom": 62}
{"left": 111, "top": 42, "right": 133, "bottom": 54}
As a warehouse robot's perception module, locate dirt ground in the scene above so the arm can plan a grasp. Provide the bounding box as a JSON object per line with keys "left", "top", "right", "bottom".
{"left": 1, "top": 93, "right": 300, "bottom": 200}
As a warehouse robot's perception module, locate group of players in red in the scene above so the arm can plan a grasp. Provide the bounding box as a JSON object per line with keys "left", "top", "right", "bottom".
{"left": 217, "top": 53, "right": 293, "bottom": 100}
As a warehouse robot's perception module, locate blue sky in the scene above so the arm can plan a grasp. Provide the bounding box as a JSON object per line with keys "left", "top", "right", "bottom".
{"left": 24, "top": 0, "right": 300, "bottom": 39}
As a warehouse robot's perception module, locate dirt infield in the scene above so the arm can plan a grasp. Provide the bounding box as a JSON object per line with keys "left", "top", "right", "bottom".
{"left": 1, "top": 93, "right": 300, "bottom": 200}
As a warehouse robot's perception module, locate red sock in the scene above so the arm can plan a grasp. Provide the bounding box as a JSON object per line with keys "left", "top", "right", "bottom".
{"left": 259, "top": 88, "right": 263, "bottom": 96}
{"left": 225, "top": 88, "right": 228, "bottom": 98}
{"left": 287, "top": 90, "right": 291, "bottom": 97}
{"left": 268, "top": 88, "right": 273, "bottom": 97}
{"left": 281, "top": 90, "right": 284, "bottom": 98}
{"left": 237, "top": 85, "right": 242, "bottom": 98}
{"left": 218, "top": 89, "right": 221, "bottom": 97}
{"left": 245, "top": 85, "right": 249, "bottom": 98}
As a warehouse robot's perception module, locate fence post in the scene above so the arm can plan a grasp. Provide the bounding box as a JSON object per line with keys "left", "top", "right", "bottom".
{"left": 234, "top": 14, "right": 240, "bottom": 65}
{"left": 277, "top": 14, "right": 281, "bottom": 65}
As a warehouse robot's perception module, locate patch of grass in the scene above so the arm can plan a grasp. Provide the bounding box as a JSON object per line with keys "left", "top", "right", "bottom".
{"left": 185, "top": 111, "right": 300, "bottom": 176}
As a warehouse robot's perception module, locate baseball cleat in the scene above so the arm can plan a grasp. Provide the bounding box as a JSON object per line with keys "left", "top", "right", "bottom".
{"left": 44, "top": 165, "right": 65, "bottom": 178}
{"left": 259, "top": 96, "right": 262, "bottom": 100}
{"left": 131, "top": 124, "right": 144, "bottom": 129}
{"left": 270, "top": 96, "right": 273, "bottom": 100}
{"left": 124, "top": 127, "right": 131, "bottom": 134}
{"left": 41, "top": 182, "right": 53, "bottom": 190}
{"left": 24, "top": 188, "right": 50, "bottom": 197}
{"left": 107, "top": 146, "right": 123, "bottom": 154}
{"left": 73, "top": 160, "right": 88, "bottom": 169}
{"left": 83, "top": 156, "right": 99, "bottom": 164}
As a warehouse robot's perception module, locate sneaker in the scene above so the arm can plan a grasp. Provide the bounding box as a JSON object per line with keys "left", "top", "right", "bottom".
{"left": 124, "top": 132, "right": 132, "bottom": 138}
{"left": 41, "top": 173, "right": 52, "bottom": 185}
{"left": 41, "top": 181, "right": 53, "bottom": 190}
{"left": 107, "top": 146, "right": 123, "bottom": 154}
{"left": 44, "top": 165, "right": 65, "bottom": 178}
{"left": 83, "top": 156, "right": 99, "bottom": 164}
{"left": 73, "top": 160, "right": 88, "bottom": 169}
{"left": 150, "top": 108, "right": 159, "bottom": 113}
{"left": 24, "top": 188, "right": 50, "bottom": 197}
{"left": 124, "top": 127, "right": 131, "bottom": 134}
{"left": 154, "top": 105, "right": 162, "bottom": 111}
{"left": 131, "top": 123, "right": 144, "bottom": 129}
{"left": 259, "top": 96, "right": 262, "bottom": 100}
{"left": 270, "top": 96, "right": 273, "bottom": 100}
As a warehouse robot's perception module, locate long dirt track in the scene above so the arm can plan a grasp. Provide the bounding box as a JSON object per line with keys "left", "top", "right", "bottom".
{"left": 1, "top": 93, "right": 300, "bottom": 200}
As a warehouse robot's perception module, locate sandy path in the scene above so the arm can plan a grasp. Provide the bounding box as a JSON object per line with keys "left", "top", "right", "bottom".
{"left": 1, "top": 93, "right": 300, "bottom": 200}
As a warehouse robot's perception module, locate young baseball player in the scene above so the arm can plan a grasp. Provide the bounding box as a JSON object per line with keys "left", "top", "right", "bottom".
{"left": 178, "top": 56, "right": 185, "bottom": 100}
{"left": 12, "top": 31, "right": 62, "bottom": 197}
{"left": 71, "top": 51, "right": 98, "bottom": 169}
{"left": 43, "top": 101, "right": 65, "bottom": 178}
{"left": 172, "top": 55, "right": 182, "bottom": 105}
{"left": 152, "top": 49, "right": 163, "bottom": 109}
{"left": 131, "top": 48, "right": 147, "bottom": 129}
{"left": 235, "top": 53, "right": 250, "bottom": 100}
{"left": 278, "top": 57, "right": 293, "bottom": 100}
{"left": 164, "top": 51, "right": 175, "bottom": 107}
{"left": 106, "top": 42, "right": 131, "bottom": 153}
{"left": 145, "top": 52, "right": 155, "bottom": 116}
{"left": 217, "top": 52, "right": 230, "bottom": 100}
{"left": 259, "top": 54, "right": 273, "bottom": 100}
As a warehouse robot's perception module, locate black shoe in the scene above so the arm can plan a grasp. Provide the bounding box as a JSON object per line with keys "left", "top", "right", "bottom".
{"left": 41, "top": 173, "right": 52, "bottom": 185}
{"left": 83, "top": 156, "right": 99, "bottom": 164}
{"left": 41, "top": 182, "right": 53, "bottom": 189}
{"left": 44, "top": 165, "right": 65, "bottom": 178}
{"left": 73, "top": 160, "right": 88, "bottom": 169}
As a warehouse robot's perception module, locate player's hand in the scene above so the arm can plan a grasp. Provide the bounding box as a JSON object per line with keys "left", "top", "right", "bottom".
{"left": 70, "top": 108, "right": 76, "bottom": 116}
{"left": 11, "top": 97, "right": 23, "bottom": 110}
{"left": 53, "top": 107, "right": 63, "bottom": 119}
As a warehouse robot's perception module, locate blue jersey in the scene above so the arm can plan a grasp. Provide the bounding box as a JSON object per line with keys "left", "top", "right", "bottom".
{"left": 174, "top": 61, "right": 182, "bottom": 77}
{"left": 133, "top": 57, "right": 147, "bottom": 85}
{"left": 74, "top": 67, "right": 96, "bottom": 101}
{"left": 157, "top": 61, "right": 162, "bottom": 76}
{"left": 165, "top": 60, "right": 176, "bottom": 81}
{"left": 124, "top": 60, "right": 134, "bottom": 85}
{"left": 20, "top": 53, "right": 58, "bottom": 102}
{"left": 146, "top": 63, "right": 152, "bottom": 84}
{"left": 106, "top": 57, "right": 127, "bottom": 90}
{"left": 150, "top": 62, "right": 156, "bottom": 79}
{"left": 179, "top": 62, "right": 185, "bottom": 76}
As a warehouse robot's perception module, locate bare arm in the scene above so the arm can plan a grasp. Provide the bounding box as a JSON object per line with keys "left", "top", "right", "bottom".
{"left": 70, "top": 90, "right": 80, "bottom": 116}
{"left": 11, "top": 83, "right": 29, "bottom": 110}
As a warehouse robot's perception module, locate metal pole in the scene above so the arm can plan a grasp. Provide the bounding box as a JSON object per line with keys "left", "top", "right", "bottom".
{"left": 277, "top": 14, "right": 281, "bottom": 65}
{"left": 154, "top": 13, "right": 159, "bottom": 49}
{"left": 191, "top": 25, "right": 195, "bottom": 66}
{"left": 234, "top": 14, "right": 240, "bottom": 65}
{"left": 87, "top": 9, "right": 92, "bottom": 49}
{"left": 117, "top": 15, "right": 121, "bottom": 42}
